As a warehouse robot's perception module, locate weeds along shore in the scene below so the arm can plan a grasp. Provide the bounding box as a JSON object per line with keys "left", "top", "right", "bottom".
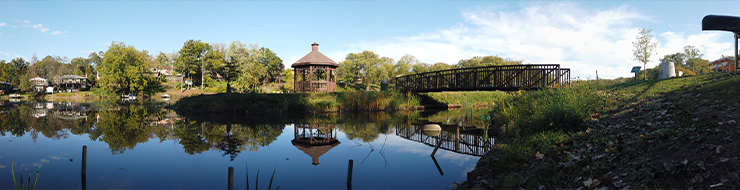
{"left": 461, "top": 72, "right": 740, "bottom": 189}
{"left": 171, "top": 91, "right": 511, "bottom": 114}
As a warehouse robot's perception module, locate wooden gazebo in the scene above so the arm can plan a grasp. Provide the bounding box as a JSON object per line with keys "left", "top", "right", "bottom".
{"left": 292, "top": 42, "right": 339, "bottom": 92}
{"left": 291, "top": 124, "right": 340, "bottom": 166}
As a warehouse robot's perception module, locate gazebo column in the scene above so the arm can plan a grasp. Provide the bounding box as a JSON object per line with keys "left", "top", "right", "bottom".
{"left": 309, "top": 66, "right": 314, "bottom": 92}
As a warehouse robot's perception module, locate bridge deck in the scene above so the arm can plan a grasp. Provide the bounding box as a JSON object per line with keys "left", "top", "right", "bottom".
{"left": 394, "top": 64, "right": 570, "bottom": 92}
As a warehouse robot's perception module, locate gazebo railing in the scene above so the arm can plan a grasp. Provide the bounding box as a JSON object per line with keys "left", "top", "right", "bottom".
{"left": 295, "top": 81, "right": 336, "bottom": 92}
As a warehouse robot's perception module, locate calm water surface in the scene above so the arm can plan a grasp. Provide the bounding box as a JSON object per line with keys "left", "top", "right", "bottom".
{"left": 0, "top": 101, "right": 493, "bottom": 189}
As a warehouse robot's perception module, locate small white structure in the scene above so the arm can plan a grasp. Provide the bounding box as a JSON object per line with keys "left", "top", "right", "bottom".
{"left": 659, "top": 61, "right": 676, "bottom": 79}
{"left": 422, "top": 124, "right": 442, "bottom": 136}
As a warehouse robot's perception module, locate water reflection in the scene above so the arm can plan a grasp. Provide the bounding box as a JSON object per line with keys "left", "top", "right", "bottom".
{"left": 292, "top": 124, "right": 340, "bottom": 166}
{"left": 0, "top": 101, "right": 496, "bottom": 189}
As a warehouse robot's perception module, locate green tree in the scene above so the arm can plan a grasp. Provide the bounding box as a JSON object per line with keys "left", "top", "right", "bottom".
{"left": 8, "top": 58, "right": 29, "bottom": 87}
{"left": 87, "top": 52, "right": 103, "bottom": 84}
{"left": 175, "top": 39, "right": 210, "bottom": 90}
{"left": 225, "top": 41, "right": 263, "bottom": 92}
{"left": 430, "top": 62, "right": 453, "bottom": 71}
{"left": 70, "top": 57, "right": 89, "bottom": 76}
{"left": 659, "top": 53, "right": 685, "bottom": 67}
{"left": 338, "top": 50, "right": 394, "bottom": 90}
{"left": 632, "top": 28, "right": 658, "bottom": 80}
{"left": 257, "top": 47, "right": 284, "bottom": 84}
{"left": 411, "top": 62, "right": 431, "bottom": 74}
{"left": 393, "top": 54, "right": 418, "bottom": 77}
{"left": 281, "top": 68, "right": 294, "bottom": 92}
{"left": 456, "top": 55, "right": 522, "bottom": 69}
{"left": 98, "top": 41, "right": 151, "bottom": 94}
{"left": 683, "top": 45, "right": 703, "bottom": 60}
{"left": 0, "top": 60, "right": 8, "bottom": 83}
{"left": 686, "top": 58, "right": 711, "bottom": 73}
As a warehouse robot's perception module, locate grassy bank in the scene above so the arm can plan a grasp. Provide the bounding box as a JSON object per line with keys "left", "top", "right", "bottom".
{"left": 172, "top": 91, "right": 510, "bottom": 114}
{"left": 461, "top": 72, "right": 740, "bottom": 189}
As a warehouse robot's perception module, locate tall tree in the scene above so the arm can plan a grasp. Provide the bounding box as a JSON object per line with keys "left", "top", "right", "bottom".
{"left": 393, "top": 54, "right": 418, "bottom": 77}
{"left": 8, "top": 57, "right": 29, "bottom": 87}
{"left": 0, "top": 60, "right": 8, "bottom": 83}
{"left": 281, "top": 68, "right": 294, "bottom": 92}
{"left": 430, "top": 62, "right": 453, "bottom": 71}
{"left": 87, "top": 52, "right": 103, "bottom": 85}
{"left": 338, "top": 50, "right": 394, "bottom": 90}
{"left": 683, "top": 45, "right": 703, "bottom": 60}
{"left": 175, "top": 39, "right": 210, "bottom": 90}
{"left": 70, "top": 57, "right": 89, "bottom": 76}
{"left": 225, "top": 41, "right": 262, "bottom": 92}
{"left": 659, "top": 53, "right": 685, "bottom": 67}
{"left": 411, "top": 62, "right": 431, "bottom": 74}
{"left": 632, "top": 28, "right": 658, "bottom": 80}
{"left": 98, "top": 41, "right": 150, "bottom": 94}
{"left": 257, "top": 47, "right": 283, "bottom": 84}
{"left": 686, "top": 58, "right": 711, "bottom": 73}
{"left": 456, "top": 55, "right": 521, "bottom": 69}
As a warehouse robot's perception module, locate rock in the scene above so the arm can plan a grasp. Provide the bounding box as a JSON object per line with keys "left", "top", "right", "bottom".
{"left": 664, "top": 162, "right": 673, "bottom": 171}
{"left": 716, "top": 145, "right": 723, "bottom": 154}
{"left": 729, "top": 120, "right": 737, "bottom": 125}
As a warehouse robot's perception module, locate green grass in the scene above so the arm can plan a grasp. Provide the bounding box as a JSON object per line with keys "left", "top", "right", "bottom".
{"left": 462, "top": 72, "right": 740, "bottom": 189}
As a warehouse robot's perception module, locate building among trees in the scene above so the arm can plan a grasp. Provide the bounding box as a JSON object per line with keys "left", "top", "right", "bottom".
{"left": 29, "top": 77, "right": 48, "bottom": 92}
{"left": 709, "top": 57, "right": 737, "bottom": 72}
{"left": 292, "top": 43, "right": 339, "bottom": 92}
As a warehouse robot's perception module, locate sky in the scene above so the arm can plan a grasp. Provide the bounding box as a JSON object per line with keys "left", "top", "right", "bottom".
{"left": 1, "top": 0, "right": 739, "bottom": 79}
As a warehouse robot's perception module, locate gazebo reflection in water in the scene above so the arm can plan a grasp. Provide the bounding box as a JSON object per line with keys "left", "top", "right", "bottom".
{"left": 291, "top": 124, "right": 341, "bottom": 166}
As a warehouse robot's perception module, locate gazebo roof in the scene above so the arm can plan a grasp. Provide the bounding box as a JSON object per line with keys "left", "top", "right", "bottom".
{"left": 291, "top": 42, "right": 339, "bottom": 68}
{"left": 291, "top": 139, "right": 340, "bottom": 166}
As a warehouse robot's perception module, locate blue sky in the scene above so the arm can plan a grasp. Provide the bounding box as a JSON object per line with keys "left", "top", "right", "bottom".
{"left": 1, "top": 0, "right": 739, "bottom": 79}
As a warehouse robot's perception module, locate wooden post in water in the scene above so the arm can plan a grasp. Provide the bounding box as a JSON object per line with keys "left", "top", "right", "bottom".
{"left": 456, "top": 126, "right": 460, "bottom": 151}
{"left": 82, "top": 145, "right": 87, "bottom": 190}
{"left": 431, "top": 138, "right": 443, "bottom": 156}
{"left": 347, "top": 159, "right": 353, "bottom": 187}
{"left": 228, "top": 166, "right": 234, "bottom": 190}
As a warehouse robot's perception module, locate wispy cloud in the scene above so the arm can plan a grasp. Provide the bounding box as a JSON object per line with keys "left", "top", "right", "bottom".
{"left": 24, "top": 20, "right": 30, "bottom": 23}
{"left": 338, "top": 2, "right": 731, "bottom": 79}
{"left": 40, "top": 28, "right": 50, "bottom": 33}
{"left": 32, "top": 23, "right": 43, "bottom": 29}
{"left": 657, "top": 31, "right": 733, "bottom": 62}
{"left": 50, "top": 31, "right": 64, "bottom": 35}
{"left": 0, "top": 23, "right": 5, "bottom": 27}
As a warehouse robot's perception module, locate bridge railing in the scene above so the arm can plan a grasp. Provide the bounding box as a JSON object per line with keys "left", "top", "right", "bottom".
{"left": 394, "top": 64, "right": 570, "bottom": 92}
{"left": 396, "top": 125, "right": 495, "bottom": 157}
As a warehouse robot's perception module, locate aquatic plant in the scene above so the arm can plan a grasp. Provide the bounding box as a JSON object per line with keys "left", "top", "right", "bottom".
{"left": 11, "top": 158, "right": 40, "bottom": 190}
{"left": 246, "top": 162, "right": 277, "bottom": 190}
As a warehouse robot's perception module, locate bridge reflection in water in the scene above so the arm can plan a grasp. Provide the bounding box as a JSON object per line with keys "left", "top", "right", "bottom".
{"left": 396, "top": 125, "right": 494, "bottom": 157}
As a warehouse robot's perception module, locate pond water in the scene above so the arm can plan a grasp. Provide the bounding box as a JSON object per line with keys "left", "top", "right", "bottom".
{"left": 0, "top": 101, "right": 494, "bottom": 189}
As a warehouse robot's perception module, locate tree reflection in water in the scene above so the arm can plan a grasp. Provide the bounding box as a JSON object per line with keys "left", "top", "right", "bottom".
{"left": 0, "top": 102, "right": 285, "bottom": 159}
{"left": 0, "top": 102, "right": 491, "bottom": 161}
{"left": 172, "top": 119, "right": 284, "bottom": 160}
